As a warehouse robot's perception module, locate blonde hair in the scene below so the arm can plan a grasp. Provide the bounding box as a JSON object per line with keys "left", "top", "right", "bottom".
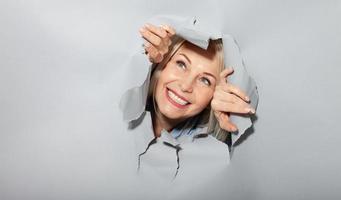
{"left": 146, "top": 36, "right": 230, "bottom": 143}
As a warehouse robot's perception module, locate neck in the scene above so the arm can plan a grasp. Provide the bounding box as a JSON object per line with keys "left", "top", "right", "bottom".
{"left": 151, "top": 111, "right": 181, "bottom": 138}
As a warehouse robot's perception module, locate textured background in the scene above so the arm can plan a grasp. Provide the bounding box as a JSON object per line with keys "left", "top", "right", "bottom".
{"left": 1, "top": 0, "right": 340, "bottom": 199}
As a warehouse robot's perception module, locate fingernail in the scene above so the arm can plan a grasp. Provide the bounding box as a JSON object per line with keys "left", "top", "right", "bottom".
{"left": 160, "top": 24, "right": 168, "bottom": 30}
{"left": 250, "top": 108, "right": 255, "bottom": 114}
{"left": 161, "top": 25, "right": 167, "bottom": 32}
{"left": 139, "top": 27, "right": 146, "bottom": 32}
{"left": 145, "top": 23, "right": 151, "bottom": 28}
{"left": 245, "top": 96, "right": 250, "bottom": 102}
{"left": 245, "top": 107, "right": 255, "bottom": 114}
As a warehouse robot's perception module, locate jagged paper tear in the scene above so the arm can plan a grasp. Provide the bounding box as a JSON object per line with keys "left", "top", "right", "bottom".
{"left": 119, "top": 15, "right": 259, "bottom": 145}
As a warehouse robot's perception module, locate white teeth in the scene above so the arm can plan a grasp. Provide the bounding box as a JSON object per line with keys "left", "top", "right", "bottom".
{"left": 167, "top": 90, "right": 189, "bottom": 106}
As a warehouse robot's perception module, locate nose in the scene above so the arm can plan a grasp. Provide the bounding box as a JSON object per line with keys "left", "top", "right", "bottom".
{"left": 179, "top": 76, "right": 194, "bottom": 93}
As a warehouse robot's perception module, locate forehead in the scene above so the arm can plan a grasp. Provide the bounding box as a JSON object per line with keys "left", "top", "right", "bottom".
{"left": 175, "top": 41, "right": 220, "bottom": 74}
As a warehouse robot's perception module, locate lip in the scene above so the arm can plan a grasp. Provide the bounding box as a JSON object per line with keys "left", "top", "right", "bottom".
{"left": 165, "top": 88, "right": 190, "bottom": 109}
{"left": 168, "top": 88, "right": 189, "bottom": 102}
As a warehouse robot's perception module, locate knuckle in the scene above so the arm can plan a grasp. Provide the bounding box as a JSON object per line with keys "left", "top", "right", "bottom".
{"left": 155, "top": 38, "right": 161, "bottom": 46}
{"left": 215, "top": 85, "right": 222, "bottom": 92}
{"left": 220, "top": 85, "right": 227, "bottom": 93}
{"left": 145, "top": 46, "right": 152, "bottom": 52}
{"left": 144, "top": 42, "right": 150, "bottom": 48}
{"left": 160, "top": 30, "right": 167, "bottom": 39}
{"left": 159, "top": 49, "right": 165, "bottom": 55}
{"left": 225, "top": 83, "right": 232, "bottom": 90}
{"left": 158, "top": 54, "right": 164, "bottom": 61}
{"left": 144, "top": 30, "right": 151, "bottom": 37}
{"left": 147, "top": 47, "right": 154, "bottom": 55}
{"left": 156, "top": 52, "right": 162, "bottom": 58}
{"left": 231, "top": 85, "right": 240, "bottom": 94}
{"left": 211, "top": 99, "right": 218, "bottom": 109}
{"left": 149, "top": 51, "right": 156, "bottom": 59}
{"left": 231, "top": 95, "right": 238, "bottom": 103}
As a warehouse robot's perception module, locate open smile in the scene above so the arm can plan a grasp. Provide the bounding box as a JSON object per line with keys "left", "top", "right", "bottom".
{"left": 165, "top": 88, "right": 191, "bottom": 109}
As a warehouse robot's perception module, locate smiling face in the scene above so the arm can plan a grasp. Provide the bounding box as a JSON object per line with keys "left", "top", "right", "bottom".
{"left": 154, "top": 41, "right": 221, "bottom": 125}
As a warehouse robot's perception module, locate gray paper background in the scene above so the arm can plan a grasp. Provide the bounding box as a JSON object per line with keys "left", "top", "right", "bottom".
{"left": 1, "top": 0, "right": 340, "bottom": 199}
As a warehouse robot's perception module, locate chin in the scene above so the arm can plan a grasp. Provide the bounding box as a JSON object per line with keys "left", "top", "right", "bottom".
{"left": 159, "top": 105, "right": 185, "bottom": 120}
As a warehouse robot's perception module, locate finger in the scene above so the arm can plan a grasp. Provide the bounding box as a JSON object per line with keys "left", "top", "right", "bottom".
{"left": 147, "top": 47, "right": 162, "bottom": 63}
{"left": 227, "top": 83, "right": 250, "bottom": 102}
{"left": 144, "top": 41, "right": 164, "bottom": 63}
{"left": 143, "top": 41, "right": 151, "bottom": 51}
{"left": 220, "top": 113, "right": 238, "bottom": 132}
{"left": 225, "top": 93, "right": 254, "bottom": 114}
{"left": 160, "top": 24, "right": 176, "bottom": 36}
{"left": 145, "top": 23, "right": 167, "bottom": 39}
{"left": 149, "top": 52, "right": 163, "bottom": 63}
{"left": 218, "top": 68, "right": 250, "bottom": 103}
{"left": 213, "top": 89, "right": 236, "bottom": 103}
{"left": 218, "top": 68, "right": 234, "bottom": 86}
{"left": 144, "top": 41, "right": 155, "bottom": 54}
{"left": 139, "top": 27, "right": 162, "bottom": 47}
{"left": 211, "top": 99, "right": 255, "bottom": 114}
{"left": 214, "top": 111, "right": 238, "bottom": 132}
{"left": 219, "top": 91, "right": 251, "bottom": 110}
{"left": 218, "top": 83, "right": 250, "bottom": 103}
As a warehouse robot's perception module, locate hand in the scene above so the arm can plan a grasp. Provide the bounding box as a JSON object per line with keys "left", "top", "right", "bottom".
{"left": 139, "top": 23, "right": 175, "bottom": 63}
{"left": 211, "top": 68, "right": 256, "bottom": 132}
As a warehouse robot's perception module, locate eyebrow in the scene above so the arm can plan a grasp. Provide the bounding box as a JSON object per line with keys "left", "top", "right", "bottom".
{"left": 179, "top": 53, "right": 217, "bottom": 80}
{"left": 203, "top": 72, "right": 217, "bottom": 80}
{"left": 179, "top": 53, "right": 191, "bottom": 64}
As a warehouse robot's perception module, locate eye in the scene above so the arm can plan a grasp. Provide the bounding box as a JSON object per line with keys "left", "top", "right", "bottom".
{"left": 176, "top": 60, "right": 186, "bottom": 70}
{"left": 200, "top": 77, "right": 211, "bottom": 86}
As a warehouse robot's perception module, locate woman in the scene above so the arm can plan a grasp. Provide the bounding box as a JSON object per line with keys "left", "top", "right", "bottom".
{"left": 119, "top": 16, "right": 258, "bottom": 180}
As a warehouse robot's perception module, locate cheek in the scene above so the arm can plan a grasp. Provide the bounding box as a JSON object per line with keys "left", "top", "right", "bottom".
{"left": 155, "top": 79, "right": 164, "bottom": 101}
{"left": 155, "top": 67, "right": 179, "bottom": 91}
{"left": 155, "top": 73, "right": 170, "bottom": 101}
{"left": 158, "top": 65, "right": 177, "bottom": 82}
{"left": 163, "top": 62, "right": 183, "bottom": 77}
{"left": 194, "top": 88, "right": 214, "bottom": 108}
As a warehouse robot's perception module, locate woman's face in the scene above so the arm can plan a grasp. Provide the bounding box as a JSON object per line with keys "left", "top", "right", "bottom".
{"left": 155, "top": 41, "right": 220, "bottom": 123}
